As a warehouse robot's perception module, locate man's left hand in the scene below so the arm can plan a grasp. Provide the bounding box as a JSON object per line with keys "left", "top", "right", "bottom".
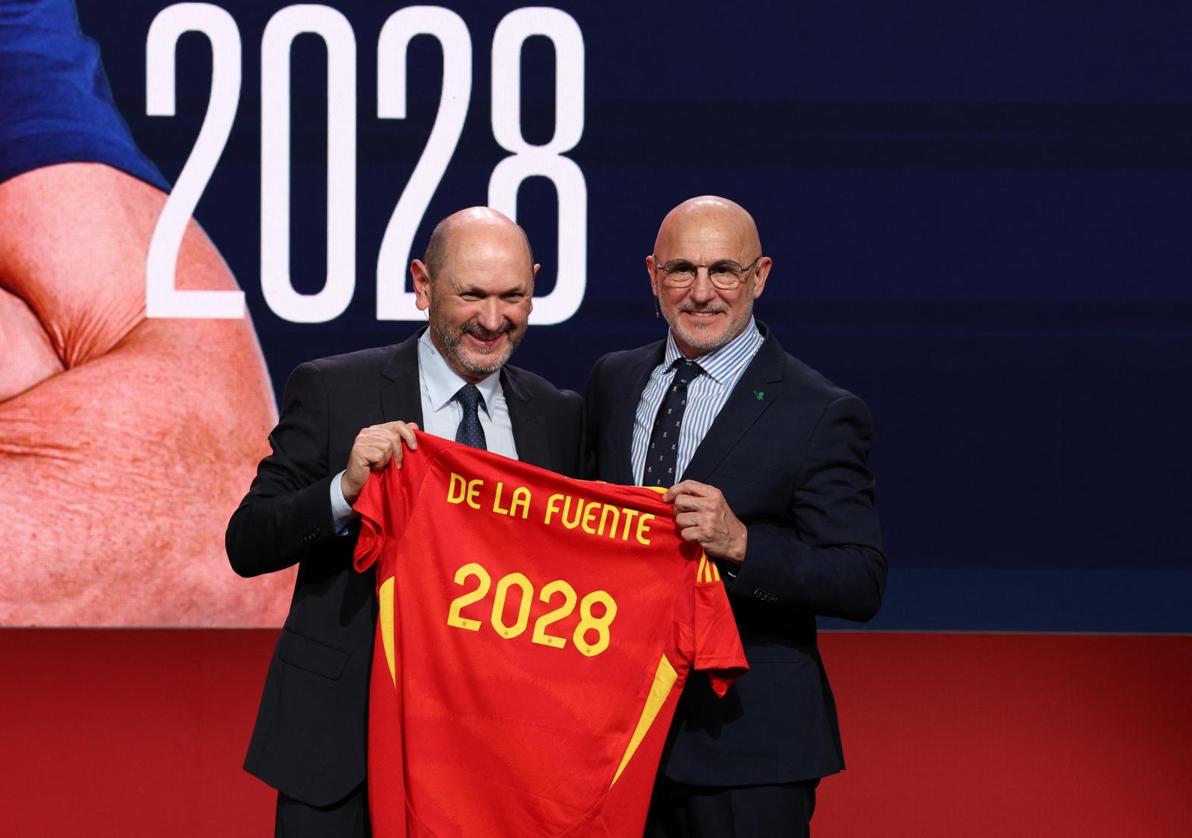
{"left": 664, "top": 480, "right": 747, "bottom": 564}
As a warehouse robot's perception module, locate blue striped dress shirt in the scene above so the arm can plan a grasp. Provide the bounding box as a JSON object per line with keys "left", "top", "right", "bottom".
{"left": 631, "top": 319, "right": 765, "bottom": 486}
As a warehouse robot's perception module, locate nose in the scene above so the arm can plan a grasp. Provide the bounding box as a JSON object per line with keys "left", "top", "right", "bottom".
{"left": 477, "top": 298, "right": 504, "bottom": 332}
{"left": 688, "top": 269, "right": 717, "bottom": 303}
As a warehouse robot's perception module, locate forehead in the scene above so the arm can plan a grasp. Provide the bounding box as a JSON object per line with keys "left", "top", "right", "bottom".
{"left": 657, "top": 212, "right": 754, "bottom": 260}
{"left": 440, "top": 226, "right": 533, "bottom": 291}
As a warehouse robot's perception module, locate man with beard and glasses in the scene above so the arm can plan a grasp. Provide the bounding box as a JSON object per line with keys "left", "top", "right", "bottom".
{"left": 586, "top": 196, "right": 886, "bottom": 837}
{"left": 226, "top": 207, "right": 585, "bottom": 837}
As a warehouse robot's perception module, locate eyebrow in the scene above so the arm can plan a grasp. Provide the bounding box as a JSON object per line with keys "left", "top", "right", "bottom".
{"left": 455, "top": 284, "right": 527, "bottom": 297}
{"left": 662, "top": 258, "right": 741, "bottom": 268}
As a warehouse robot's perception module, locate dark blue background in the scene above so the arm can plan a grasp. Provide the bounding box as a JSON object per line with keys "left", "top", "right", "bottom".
{"left": 80, "top": 1, "right": 1192, "bottom": 632}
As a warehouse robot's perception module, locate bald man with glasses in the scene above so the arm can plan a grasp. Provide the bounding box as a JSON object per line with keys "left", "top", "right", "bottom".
{"left": 585, "top": 196, "right": 887, "bottom": 837}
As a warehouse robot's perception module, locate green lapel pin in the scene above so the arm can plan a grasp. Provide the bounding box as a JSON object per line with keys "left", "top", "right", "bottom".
{"left": 753, "top": 390, "right": 765, "bottom": 401}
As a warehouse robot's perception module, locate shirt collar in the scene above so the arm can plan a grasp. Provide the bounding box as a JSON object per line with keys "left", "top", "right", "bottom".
{"left": 418, "top": 329, "right": 503, "bottom": 414}
{"left": 663, "top": 317, "right": 763, "bottom": 385}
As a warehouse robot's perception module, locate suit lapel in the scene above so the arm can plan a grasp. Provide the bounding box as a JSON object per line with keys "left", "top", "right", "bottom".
{"left": 608, "top": 343, "right": 665, "bottom": 485}
{"left": 502, "top": 368, "right": 551, "bottom": 469}
{"left": 379, "top": 332, "right": 424, "bottom": 426}
{"left": 681, "top": 333, "right": 787, "bottom": 482}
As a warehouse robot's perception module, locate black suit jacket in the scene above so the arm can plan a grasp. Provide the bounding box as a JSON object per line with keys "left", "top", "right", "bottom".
{"left": 586, "top": 325, "right": 885, "bottom": 785}
{"left": 226, "top": 331, "right": 584, "bottom": 805}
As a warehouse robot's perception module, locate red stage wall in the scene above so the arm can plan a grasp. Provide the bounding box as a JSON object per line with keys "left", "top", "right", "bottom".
{"left": 3, "top": 630, "right": 1189, "bottom": 837}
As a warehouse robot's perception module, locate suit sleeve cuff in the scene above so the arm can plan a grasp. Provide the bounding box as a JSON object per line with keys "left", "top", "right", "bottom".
{"left": 330, "top": 471, "right": 357, "bottom": 535}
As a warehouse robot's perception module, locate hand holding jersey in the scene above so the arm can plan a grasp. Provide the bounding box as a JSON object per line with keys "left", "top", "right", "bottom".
{"left": 341, "top": 421, "right": 420, "bottom": 504}
{"left": 665, "top": 479, "right": 748, "bottom": 566}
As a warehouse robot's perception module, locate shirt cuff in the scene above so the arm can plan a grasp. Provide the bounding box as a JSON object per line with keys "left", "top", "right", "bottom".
{"left": 330, "top": 471, "right": 356, "bottom": 535}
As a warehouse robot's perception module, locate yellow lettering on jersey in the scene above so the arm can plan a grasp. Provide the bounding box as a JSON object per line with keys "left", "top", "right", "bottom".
{"left": 634, "top": 513, "right": 655, "bottom": 545}
{"left": 379, "top": 576, "right": 397, "bottom": 687}
{"left": 618, "top": 508, "right": 641, "bottom": 540}
{"left": 491, "top": 482, "right": 532, "bottom": 519}
{"left": 543, "top": 493, "right": 655, "bottom": 546}
{"left": 597, "top": 503, "right": 620, "bottom": 537}
{"left": 580, "top": 500, "right": 601, "bottom": 534}
{"left": 543, "top": 492, "right": 564, "bottom": 526}
{"left": 612, "top": 654, "right": 679, "bottom": 786}
{"left": 445, "top": 562, "right": 618, "bottom": 657}
{"left": 561, "top": 495, "right": 583, "bottom": 529}
{"left": 446, "top": 472, "right": 483, "bottom": 510}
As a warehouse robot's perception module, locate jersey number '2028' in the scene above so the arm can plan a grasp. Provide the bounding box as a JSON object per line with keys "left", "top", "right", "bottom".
{"left": 446, "top": 562, "right": 617, "bottom": 657}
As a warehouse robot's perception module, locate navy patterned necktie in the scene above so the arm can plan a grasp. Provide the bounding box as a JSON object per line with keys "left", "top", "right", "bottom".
{"left": 454, "top": 384, "right": 487, "bottom": 450}
{"left": 643, "top": 359, "right": 704, "bottom": 486}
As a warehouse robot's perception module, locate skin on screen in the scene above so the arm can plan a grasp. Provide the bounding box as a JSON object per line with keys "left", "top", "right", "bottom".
{"left": 0, "top": 163, "right": 293, "bottom": 626}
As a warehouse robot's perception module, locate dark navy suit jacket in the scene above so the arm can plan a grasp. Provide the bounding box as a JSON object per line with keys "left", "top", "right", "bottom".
{"left": 225, "top": 330, "right": 585, "bottom": 805}
{"left": 585, "top": 324, "right": 886, "bottom": 785}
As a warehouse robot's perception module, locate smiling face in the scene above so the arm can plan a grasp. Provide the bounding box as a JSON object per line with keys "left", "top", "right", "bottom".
{"left": 647, "top": 196, "right": 771, "bottom": 358}
{"left": 411, "top": 209, "right": 537, "bottom": 383}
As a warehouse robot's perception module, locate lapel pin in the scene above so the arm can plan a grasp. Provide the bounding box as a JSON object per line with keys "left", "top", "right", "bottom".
{"left": 753, "top": 390, "right": 765, "bottom": 401}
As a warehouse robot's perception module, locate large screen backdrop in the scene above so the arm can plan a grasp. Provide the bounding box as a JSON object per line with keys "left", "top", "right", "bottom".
{"left": 4, "top": 0, "right": 1190, "bottom": 629}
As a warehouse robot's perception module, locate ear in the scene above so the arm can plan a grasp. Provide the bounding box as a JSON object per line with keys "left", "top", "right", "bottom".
{"left": 526, "top": 263, "right": 541, "bottom": 314}
{"left": 410, "top": 259, "right": 432, "bottom": 312}
{"left": 750, "top": 256, "right": 773, "bottom": 300}
{"left": 645, "top": 254, "right": 661, "bottom": 299}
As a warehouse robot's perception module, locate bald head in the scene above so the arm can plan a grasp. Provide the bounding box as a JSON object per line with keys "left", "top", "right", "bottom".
{"left": 654, "top": 195, "right": 763, "bottom": 263}
{"left": 423, "top": 207, "right": 534, "bottom": 280}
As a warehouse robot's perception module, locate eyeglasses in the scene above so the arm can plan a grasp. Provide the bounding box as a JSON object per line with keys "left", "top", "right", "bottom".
{"left": 651, "top": 255, "right": 764, "bottom": 290}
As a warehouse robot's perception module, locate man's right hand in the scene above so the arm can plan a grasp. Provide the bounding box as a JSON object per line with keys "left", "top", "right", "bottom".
{"left": 342, "top": 421, "right": 420, "bottom": 504}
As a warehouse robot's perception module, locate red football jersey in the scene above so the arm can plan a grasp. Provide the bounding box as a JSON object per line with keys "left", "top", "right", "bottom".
{"left": 354, "top": 432, "right": 747, "bottom": 838}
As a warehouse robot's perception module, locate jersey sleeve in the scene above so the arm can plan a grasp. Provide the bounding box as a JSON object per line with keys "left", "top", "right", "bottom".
{"left": 353, "top": 435, "right": 439, "bottom": 573}
{"left": 352, "top": 460, "right": 404, "bottom": 573}
{"left": 692, "top": 554, "right": 749, "bottom": 697}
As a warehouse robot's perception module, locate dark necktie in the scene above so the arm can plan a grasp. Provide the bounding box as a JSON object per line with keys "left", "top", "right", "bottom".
{"left": 643, "top": 359, "right": 703, "bottom": 486}
{"left": 454, "top": 384, "right": 487, "bottom": 450}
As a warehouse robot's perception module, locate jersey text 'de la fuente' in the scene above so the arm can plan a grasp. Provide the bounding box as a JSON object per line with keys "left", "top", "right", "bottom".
{"left": 354, "top": 432, "right": 747, "bottom": 838}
